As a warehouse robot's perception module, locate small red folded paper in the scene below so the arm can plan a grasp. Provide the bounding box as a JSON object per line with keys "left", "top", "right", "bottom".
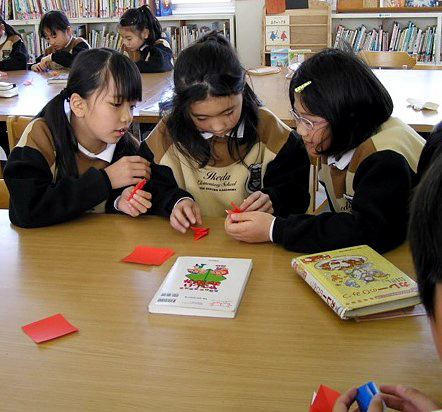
{"left": 22, "top": 313, "right": 78, "bottom": 343}
{"left": 225, "top": 201, "right": 242, "bottom": 215}
{"left": 121, "top": 246, "right": 175, "bottom": 265}
{"left": 190, "top": 226, "right": 209, "bottom": 240}
{"left": 310, "top": 385, "right": 341, "bottom": 412}
{"left": 128, "top": 178, "right": 147, "bottom": 201}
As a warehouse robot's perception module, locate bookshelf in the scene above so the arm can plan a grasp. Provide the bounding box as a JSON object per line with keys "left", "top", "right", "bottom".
{"left": 7, "top": 14, "right": 235, "bottom": 63}
{"left": 332, "top": 11, "right": 442, "bottom": 65}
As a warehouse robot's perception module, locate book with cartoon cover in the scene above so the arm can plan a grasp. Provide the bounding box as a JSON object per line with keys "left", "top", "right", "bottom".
{"left": 292, "top": 245, "right": 420, "bottom": 319}
{"left": 149, "top": 256, "right": 253, "bottom": 318}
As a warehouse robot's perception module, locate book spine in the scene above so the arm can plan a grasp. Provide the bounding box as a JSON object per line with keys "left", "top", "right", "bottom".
{"left": 292, "top": 260, "right": 349, "bottom": 319}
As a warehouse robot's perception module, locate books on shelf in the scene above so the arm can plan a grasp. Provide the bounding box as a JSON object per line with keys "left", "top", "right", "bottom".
{"left": 292, "top": 245, "right": 420, "bottom": 320}
{"left": 334, "top": 21, "right": 436, "bottom": 63}
{"left": 149, "top": 256, "right": 253, "bottom": 318}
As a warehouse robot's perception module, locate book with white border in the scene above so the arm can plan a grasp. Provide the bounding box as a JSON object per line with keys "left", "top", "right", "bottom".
{"left": 149, "top": 256, "right": 253, "bottom": 318}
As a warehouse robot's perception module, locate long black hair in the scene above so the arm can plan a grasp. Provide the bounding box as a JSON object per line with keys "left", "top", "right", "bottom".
{"left": 38, "top": 10, "right": 70, "bottom": 38}
{"left": 166, "top": 30, "right": 261, "bottom": 168}
{"left": 119, "top": 5, "right": 163, "bottom": 45}
{"left": 36, "top": 48, "right": 142, "bottom": 180}
{"left": 0, "top": 16, "right": 22, "bottom": 38}
{"left": 289, "top": 48, "right": 393, "bottom": 157}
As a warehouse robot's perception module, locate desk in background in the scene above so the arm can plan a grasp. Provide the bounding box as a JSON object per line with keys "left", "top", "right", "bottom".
{"left": 0, "top": 210, "right": 441, "bottom": 411}
{"left": 249, "top": 68, "right": 442, "bottom": 133}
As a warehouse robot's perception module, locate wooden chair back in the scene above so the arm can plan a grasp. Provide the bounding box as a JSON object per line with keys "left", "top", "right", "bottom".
{"left": 358, "top": 51, "right": 417, "bottom": 69}
{"left": 0, "top": 178, "right": 9, "bottom": 208}
{"left": 6, "top": 116, "right": 33, "bottom": 152}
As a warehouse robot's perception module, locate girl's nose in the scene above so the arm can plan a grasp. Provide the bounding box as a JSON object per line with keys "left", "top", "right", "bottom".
{"left": 120, "top": 105, "right": 133, "bottom": 123}
{"left": 209, "top": 118, "right": 226, "bottom": 135}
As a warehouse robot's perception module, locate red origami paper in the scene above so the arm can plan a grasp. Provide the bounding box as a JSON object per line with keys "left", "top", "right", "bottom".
{"left": 22, "top": 313, "right": 78, "bottom": 343}
{"left": 121, "top": 246, "right": 175, "bottom": 265}
{"left": 225, "top": 201, "right": 242, "bottom": 215}
{"left": 309, "top": 385, "right": 341, "bottom": 412}
{"left": 191, "top": 227, "right": 209, "bottom": 240}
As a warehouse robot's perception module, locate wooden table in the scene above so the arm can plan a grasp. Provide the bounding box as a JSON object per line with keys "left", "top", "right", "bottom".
{"left": 0, "top": 210, "right": 440, "bottom": 411}
{"left": 248, "top": 68, "right": 442, "bottom": 133}
{"left": 0, "top": 70, "right": 173, "bottom": 123}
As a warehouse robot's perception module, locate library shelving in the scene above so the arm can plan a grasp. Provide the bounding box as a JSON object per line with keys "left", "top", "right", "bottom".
{"left": 332, "top": 11, "right": 442, "bottom": 65}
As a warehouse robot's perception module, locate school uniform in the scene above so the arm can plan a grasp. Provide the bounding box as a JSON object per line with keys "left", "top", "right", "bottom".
{"left": 4, "top": 118, "right": 138, "bottom": 228}
{"left": 122, "top": 38, "right": 173, "bottom": 73}
{"left": 272, "top": 117, "right": 425, "bottom": 254}
{"left": 36, "top": 36, "right": 90, "bottom": 69}
{"left": 0, "top": 33, "right": 28, "bottom": 70}
{"left": 139, "top": 106, "right": 310, "bottom": 217}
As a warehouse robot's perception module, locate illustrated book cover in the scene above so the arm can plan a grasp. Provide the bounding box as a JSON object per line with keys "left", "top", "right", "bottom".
{"left": 292, "top": 245, "right": 420, "bottom": 319}
{"left": 149, "top": 256, "right": 253, "bottom": 318}
{"left": 47, "top": 73, "right": 68, "bottom": 85}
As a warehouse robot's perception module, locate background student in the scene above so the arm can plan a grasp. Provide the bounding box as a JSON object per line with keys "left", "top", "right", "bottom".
{"left": 333, "top": 152, "right": 442, "bottom": 412}
{"left": 4, "top": 48, "right": 151, "bottom": 227}
{"left": 225, "top": 48, "right": 425, "bottom": 254}
{"left": 0, "top": 16, "right": 28, "bottom": 72}
{"left": 119, "top": 5, "right": 173, "bottom": 73}
{"left": 139, "top": 31, "right": 310, "bottom": 233}
{"left": 31, "top": 10, "right": 89, "bottom": 72}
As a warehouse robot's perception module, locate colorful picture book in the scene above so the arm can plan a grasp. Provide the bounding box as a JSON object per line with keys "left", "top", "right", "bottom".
{"left": 149, "top": 256, "right": 253, "bottom": 318}
{"left": 265, "top": 15, "right": 290, "bottom": 47}
{"left": 292, "top": 245, "right": 420, "bottom": 320}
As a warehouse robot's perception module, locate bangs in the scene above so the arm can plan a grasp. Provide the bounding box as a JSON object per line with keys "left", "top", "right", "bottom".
{"left": 106, "top": 54, "right": 142, "bottom": 102}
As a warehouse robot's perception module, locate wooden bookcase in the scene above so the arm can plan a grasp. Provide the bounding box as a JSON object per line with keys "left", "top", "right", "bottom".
{"left": 262, "top": 0, "right": 331, "bottom": 66}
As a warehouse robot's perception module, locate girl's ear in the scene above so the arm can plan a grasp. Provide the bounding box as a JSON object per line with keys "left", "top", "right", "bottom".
{"left": 66, "top": 26, "right": 72, "bottom": 36}
{"left": 69, "top": 93, "right": 86, "bottom": 118}
{"left": 142, "top": 28, "right": 149, "bottom": 40}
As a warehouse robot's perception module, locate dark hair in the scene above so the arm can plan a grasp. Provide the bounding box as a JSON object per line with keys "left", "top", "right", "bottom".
{"left": 409, "top": 150, "right": 442, "bottom": 319}
{"left": 119, "top": 5, "right": 162, "bottom": 45}
{"left": 38, "top": 10, "right": 70, "bottom": 38}
{"left": 0, "top": 16, "right": 22, "bottom": 38}
{"left": 165, "top": 30, "right": 261, "bottom": 167}
{"left": 416, "top": 120, "right": 442, "bottom": 181}
{"left": 289, "top": 48, "right": 393, "bottom": 157}
{"left": 36, "top": 48, "right": 142, "bottom": 179}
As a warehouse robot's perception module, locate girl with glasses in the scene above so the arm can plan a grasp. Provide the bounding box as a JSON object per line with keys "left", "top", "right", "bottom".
{"left": 226, "top": 48, "right": 425, "bottom": 254}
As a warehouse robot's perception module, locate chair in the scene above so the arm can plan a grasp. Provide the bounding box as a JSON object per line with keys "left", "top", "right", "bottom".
{"left": 0, "top": 178, "right": 9, "bottom": 208}
{"left": 358, "top": 51, "right": 417, "bottom": 69}
{"left": 6, "top": 115, "right": 33, "bottom": 152}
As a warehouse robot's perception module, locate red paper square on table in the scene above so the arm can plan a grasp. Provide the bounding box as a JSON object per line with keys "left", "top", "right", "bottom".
{"left": 22, "top": 313, "right": 78, "bottom": 343}
{"left": 310, "top": 385, "right": 341, "bottom": 412}
{"left": 121, "top": 246, "right": 175, "bottom": 265}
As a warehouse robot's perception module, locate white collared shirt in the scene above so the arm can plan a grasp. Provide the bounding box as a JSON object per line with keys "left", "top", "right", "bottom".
{"left": 200, "top": 121, "right": 245, "bottom": 140}
{"left": 327, "top": 148, "right": 356, "bottom": 170}
{"left": 77, "top": 142, "right": 116, "bottom": 162}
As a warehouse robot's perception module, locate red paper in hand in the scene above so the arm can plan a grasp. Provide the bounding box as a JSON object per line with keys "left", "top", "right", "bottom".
{"left": 225, "top": 201, "right": 242, "bottom": 215}
{"left": 121, "top": 246, "right": 175, "bottom": 265}
{"left": 22, "top": 313, "right": 78, "bottom": 343}
{"left": 128, "top": 178, "right": 147, "bottom": 201}
{"left": 309, "top": 385, "right": 341, "bottom": 412}
{"left": 190, "top": 227, "right": 209, "bottom": 240}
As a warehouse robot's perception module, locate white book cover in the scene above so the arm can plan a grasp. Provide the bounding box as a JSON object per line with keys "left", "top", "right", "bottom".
{"left": 149, "top": 256, "right": 253, "bottom": 318}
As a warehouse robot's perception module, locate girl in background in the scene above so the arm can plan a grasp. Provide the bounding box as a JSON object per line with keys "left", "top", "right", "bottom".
{"left": 225, "top": 48, "right": 425, "bottom": 254}
{"left": 119, "top": 5, "right": 173, "bottom": 73}
{"left": 31, "top": 10, "right": 89, "bottom": 72}
{"left": 5, "top": 48, "right": 151, "bottom": 227}
{"left": 0, "top": 16, "right": 28, "bottom": 71}
{"left": 139, "top": 31, "right": 310, "bottom": 233}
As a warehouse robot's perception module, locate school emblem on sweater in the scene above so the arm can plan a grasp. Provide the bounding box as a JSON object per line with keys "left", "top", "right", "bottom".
{"left": 246, "top": 163, "right": 262, "bottom": 193}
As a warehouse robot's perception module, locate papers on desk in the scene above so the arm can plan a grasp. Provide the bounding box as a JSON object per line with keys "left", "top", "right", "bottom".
{"left": 149, "top": 256, "right": 253, "bottom": 318}
{"left": 47, "top": 73, "right": 68, "bottom": 84}
{"left": 0, "top": 81, "right": 18, "bottom": 97}
{"left": 139, "top": 86, "right": 173, "bottom": 116}
{"left": 121, "top": 246, "right": 175, "bottom": 266}
{"left": 22, "top": 313, "right": 78, "bottom": 343}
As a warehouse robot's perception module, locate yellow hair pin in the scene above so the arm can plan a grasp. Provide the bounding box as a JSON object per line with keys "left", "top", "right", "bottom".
{"left": 294, "top": 80, "right": 312, "bottom": 93}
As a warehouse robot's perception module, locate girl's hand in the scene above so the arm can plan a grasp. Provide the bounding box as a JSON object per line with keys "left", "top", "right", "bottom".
{"left": 240, "top": 191, "right": 273, "bottom": 214}
{"left": 378, "top": 384, "right": 440, "bottom": 412}
{"left": 31, "top": 63, "right": 45, "bottom": 72}
{"left": 104, "top": 156, "right": 151, "bottom": 189}
{"left": 224, "top": 211, "right": 274, "bottom": 243}
{"left": 333, "top": 387, "right": 385, "bottom": 412}
{"left": 117, "top": 187, "right": 152, "bottom": 217}
{"left": 170, "top": 198, "right": 202, "bottom": 233}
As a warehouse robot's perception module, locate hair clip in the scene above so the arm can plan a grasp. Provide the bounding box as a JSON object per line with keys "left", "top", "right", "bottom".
{"left": 294, "top": 80, "right": 312, "bottom": 93}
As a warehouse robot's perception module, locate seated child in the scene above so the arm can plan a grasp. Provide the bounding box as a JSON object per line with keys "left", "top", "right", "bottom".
{"left": 138, "top": 31, "right": 310, "bottom": 233}
{"left": 4, "top": 48, "right": 151, "bottom": 227}
{"left": 0, "top": 16, "right": 28, "bottom": 71}
{"left": 333, "top": 151, "right": 442, "bottom": 411}
{"left": 31, "top": 11, "right": 90, "bottom": 72}
{"left": 119, "top": 5, "right": 173, "bottom": 73}
{"left": 225, "top": 48, "right": 425, "bottom": 254}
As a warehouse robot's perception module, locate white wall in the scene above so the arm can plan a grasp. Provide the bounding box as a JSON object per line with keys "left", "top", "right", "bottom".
{"left": 235, "top": 0, "right": 265, "bottom": 69}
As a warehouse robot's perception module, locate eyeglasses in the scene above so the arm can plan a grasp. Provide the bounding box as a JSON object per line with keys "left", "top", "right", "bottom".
{"left": 289, "top": 108, "right": 326, "bottom": 130}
